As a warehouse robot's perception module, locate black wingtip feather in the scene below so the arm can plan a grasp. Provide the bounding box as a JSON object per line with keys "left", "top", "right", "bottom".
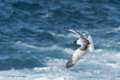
{"left": 64, "top": 27, "right": 69, "bottom": 31}
{"left": 66, "top": 64, "right": 74, "bottom": 68}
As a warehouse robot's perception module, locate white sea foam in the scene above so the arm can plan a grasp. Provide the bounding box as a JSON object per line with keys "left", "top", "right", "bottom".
{"left": 13, "top": 37, "right": 120, "bottom": 80}
{"left": 114, "top": 26, "right": 120, "bottom": 32}
{"left": 43, "top": 58, "right": 67, "bottom": 67}
{"left": 106, "top": 63, "right": 119, "bottom": 68}
{"left": 48, "top": 31, "right": 78, "bottom": 39}
{"left": 36, "top": 30, "right": 45, "bottom": 32}
{"left": 41, "top": 12, "right": 53, "bottom": 18}
{"left": 112, "top": 41, "right": 120, "bottom": 45}
{"left": 48, "top": 31, "right": 65, "bottom": 37}
{"left": 0, "top": 56, "right": 120, "bottom": 80}
{"left": 115, "top": 54, "right": 120, "bottom": 57}
{"left": 67, "top": 33, "right": 78, "bottom": 38}
{"left": 48, "top": 30, "right": 88, "bottom": 39}
{"left": 94, "top": 49, "right": 103, "bottom": 52}
{"left": 16, "top": 41, "right": 38, "bottom": 49}
{"left": 33, "top": 67, "right": 50, "bottom": 72}
{"left": 15, "top": 41, "right": 74, "bottom": 54}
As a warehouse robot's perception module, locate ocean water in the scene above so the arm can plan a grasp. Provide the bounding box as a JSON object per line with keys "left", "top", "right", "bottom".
{"left": 0, "top": 0, "right": 120, "bottom": 80}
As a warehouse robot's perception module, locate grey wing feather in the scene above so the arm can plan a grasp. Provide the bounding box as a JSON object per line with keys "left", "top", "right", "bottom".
{"left": 66, "top": 48, "right": 87, "bottom": 68}
{"left": 64, "top": 27, "right": 85, "bottom": 39}
{"left": 66, "top": 56, "right": 74, "bottom": 68}
{"left": 73, "top": 30, "right": 85, "bottom": 39}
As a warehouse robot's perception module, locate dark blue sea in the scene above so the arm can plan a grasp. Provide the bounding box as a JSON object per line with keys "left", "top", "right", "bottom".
{"left": 0, "top": 0, "right": 120, "bottom": 80}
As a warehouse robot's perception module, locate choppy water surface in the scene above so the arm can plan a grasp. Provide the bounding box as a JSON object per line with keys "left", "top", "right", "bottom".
{"left": 0, "top": 0, "right": 120, "bottom": 80}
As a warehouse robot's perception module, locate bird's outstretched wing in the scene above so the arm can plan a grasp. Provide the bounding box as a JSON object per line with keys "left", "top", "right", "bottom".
{"left": 64, "top": 27, "right": 85, "bottom": 39}
{"left": 66, "top": 47, "right": 87, "bottom": 68}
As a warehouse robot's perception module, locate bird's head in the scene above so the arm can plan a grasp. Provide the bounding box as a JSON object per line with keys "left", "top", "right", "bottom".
{"left": 71, "top": 40, "right": 77, "bottom": 45}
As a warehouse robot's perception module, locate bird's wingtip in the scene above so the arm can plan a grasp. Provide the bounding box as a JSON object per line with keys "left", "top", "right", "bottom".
{"left": 64, "top": 27, "right": 69, "bottom": 31}
{"left": 65, "top": 64, "right": 74, "bottom": 68}
{"left": 65, "top": 66, "right": 69, "bottom": 68}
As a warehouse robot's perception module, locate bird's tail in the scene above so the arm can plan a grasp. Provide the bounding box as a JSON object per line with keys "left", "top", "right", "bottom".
{"left": 88, "top": 35, "right": 94, "bottom": 52}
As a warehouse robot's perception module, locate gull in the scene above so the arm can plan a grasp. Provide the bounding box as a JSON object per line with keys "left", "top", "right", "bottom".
{"left": 64, "top": 28, "right": 94, "bottom": 68}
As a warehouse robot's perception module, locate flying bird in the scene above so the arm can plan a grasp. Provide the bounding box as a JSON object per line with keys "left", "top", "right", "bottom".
{"left": 64, "top": 28, "right": 94, "bottom": 68}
